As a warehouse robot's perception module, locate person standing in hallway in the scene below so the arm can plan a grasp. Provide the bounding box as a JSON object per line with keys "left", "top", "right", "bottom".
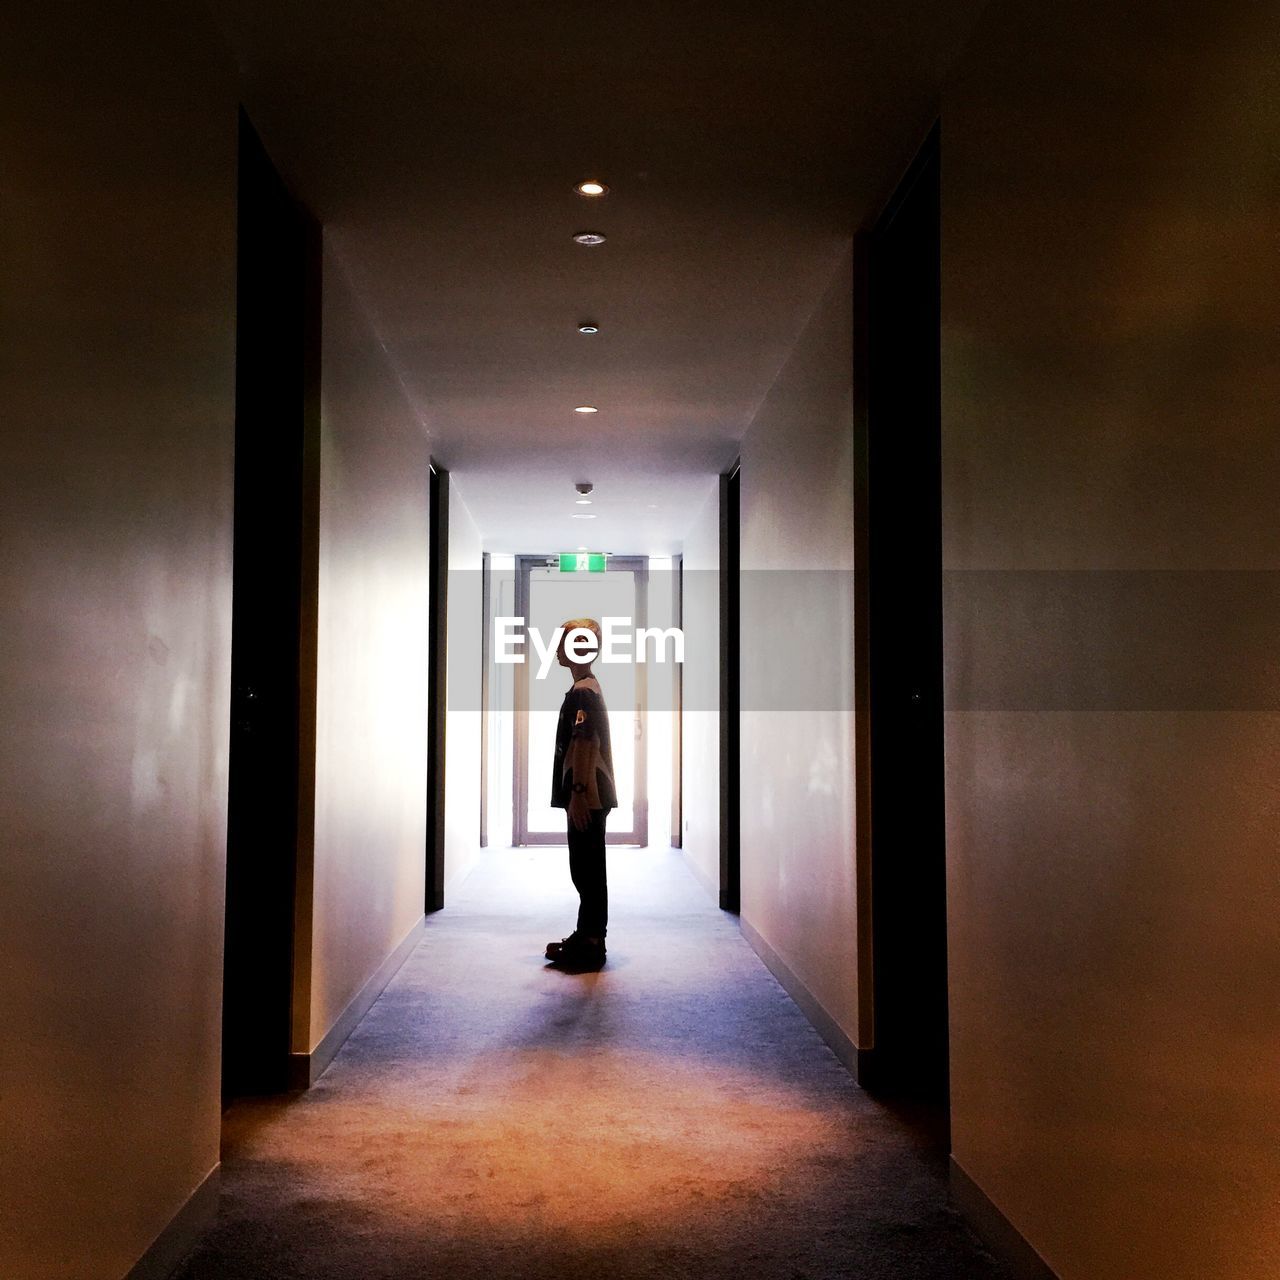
{"left": 546, "top": 618, "right": 616, "bottom": 969}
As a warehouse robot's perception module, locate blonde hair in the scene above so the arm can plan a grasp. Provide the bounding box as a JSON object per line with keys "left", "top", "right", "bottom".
{"left": 561, "top": 617, "right": 601, "bottom": 643}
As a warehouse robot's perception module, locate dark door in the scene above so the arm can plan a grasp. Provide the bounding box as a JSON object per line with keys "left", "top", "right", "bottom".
{"left": 222, "top": 112, "right": 321, "bottom": 1099}
{"left": 865, "top": 124, "right": 948, "bottom": 1106}
{"left": 719, "top": 463, "right": 740, "bottom": 913}
{"left": 425, "top": 462, "right": 449, "bottom": 912}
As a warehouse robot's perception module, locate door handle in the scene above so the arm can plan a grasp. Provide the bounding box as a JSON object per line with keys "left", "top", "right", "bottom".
{"left": 234, "top": 684, "right": 259, "bottom": 735}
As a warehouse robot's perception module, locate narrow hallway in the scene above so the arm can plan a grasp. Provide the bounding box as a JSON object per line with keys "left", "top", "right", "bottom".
{"left": 178, "top": 849, "right": 1005, "bottom": 1280}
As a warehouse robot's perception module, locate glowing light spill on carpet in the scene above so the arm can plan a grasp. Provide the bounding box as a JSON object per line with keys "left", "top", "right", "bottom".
{"left": 177, "top": 847, "right": 1008, "bottom": 1279}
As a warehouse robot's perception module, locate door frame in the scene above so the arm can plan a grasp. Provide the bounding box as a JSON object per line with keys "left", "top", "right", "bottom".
{"left": 512, "top": 554, "right": 649, "bottom": 846}
{"left": 860, "top": 120, "right": 948, "bottom": 1108}
{"left": 719, "top": 463, "right": 741, "bottom": 912}
{"left": 671, "top": 553, "right": 683, "bottom": 848}
{"left": 222, "top": 110, "right": 321, "bottom": 1099}
{"left": 425, "top": 461, "right": 449, "bottom": 912}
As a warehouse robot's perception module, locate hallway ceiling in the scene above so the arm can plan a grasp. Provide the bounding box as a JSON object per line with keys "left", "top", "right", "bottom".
{"left": 209, "top": 0, "right": 983, "bottom": 552}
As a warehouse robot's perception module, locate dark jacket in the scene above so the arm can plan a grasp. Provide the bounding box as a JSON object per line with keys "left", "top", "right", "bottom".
{"left": 550, "top": 676, "right": 616, "bottom": 810}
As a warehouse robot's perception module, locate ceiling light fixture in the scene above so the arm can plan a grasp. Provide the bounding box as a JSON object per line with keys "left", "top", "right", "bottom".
{"left": 572, "top": 513, "right": 597, "bottom": 520}
{"left": 576, "top": 498, "right": 592, "bottom": 505}
{"left": 574, "top": 405, "right": 598, "bottom": 414}
{"left": 577, "top": 545, "right": 588, "bottom": 551}
{"left": 572, "top": 231, "right": 606, "bottom": 246}
{"left": 576, "top": 180, "right": 609, "bottom": 197}
{"left": 577, "top": 322, "right": 599, "bottom": 335}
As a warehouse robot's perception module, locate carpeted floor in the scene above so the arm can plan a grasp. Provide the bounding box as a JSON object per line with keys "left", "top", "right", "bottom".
{"left": 177, "top": 846, "right": 1008, "bottom": 1280}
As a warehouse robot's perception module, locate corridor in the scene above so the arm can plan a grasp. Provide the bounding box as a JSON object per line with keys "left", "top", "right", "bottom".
{"left": 8, "top": 0, "right": 1280, "bottom": 1275}
{"left": 178, "top": 850, "right": 1003, "bottom": 1280}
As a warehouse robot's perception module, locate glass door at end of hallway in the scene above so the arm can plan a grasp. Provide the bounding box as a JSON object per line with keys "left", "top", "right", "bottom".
{"left": 514, "top": 555, "right": 648, "bottom": 846}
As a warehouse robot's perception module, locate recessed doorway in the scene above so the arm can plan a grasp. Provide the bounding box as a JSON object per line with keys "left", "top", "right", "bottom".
{"left": 864, "top": 122, "right": 948, "bottom": 1109}
{"left": 222, "top": 111, "right": 321, "bottom": 1099}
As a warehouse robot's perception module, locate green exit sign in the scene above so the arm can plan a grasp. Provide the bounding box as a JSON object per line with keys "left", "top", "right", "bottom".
{"left": 559, "top": 552, "right": 607, "bottom": 573}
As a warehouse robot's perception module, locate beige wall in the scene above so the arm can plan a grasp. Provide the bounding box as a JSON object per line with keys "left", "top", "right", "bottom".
{"left": 0, "top": 5, "right": 236, "bottom": 1276}
{"left": 445, "top": 486, "right": 483, "bottom": 891}
{"left": 306, "top": 250, "right": 431, "bottom": 1050}
{"left": 737, "top": 248, "right": 862, "bottom": 1049}
{"left": 943, "top": 2, "right": 1280, "bottom": 1277}
{"left": 678, "top": 486, "right": 722, "bottom": 899}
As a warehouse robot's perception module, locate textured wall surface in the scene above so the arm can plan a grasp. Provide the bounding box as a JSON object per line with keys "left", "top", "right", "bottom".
{"left": 309, "top": 250, "right": 431, "bottom": 1050}
{"left": 737, "top": 248, "right": 860, "bottom": 1048}
{"left": 943, "top": 3, "right": 1280, "bottom": 1276}
{"left": 0, "top": 5, "right": 237, "bottom": 1275}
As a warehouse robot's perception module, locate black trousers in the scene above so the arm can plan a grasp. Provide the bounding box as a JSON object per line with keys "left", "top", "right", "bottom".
{"left": 567, "top": 808, "right": 608, "bottom": 938}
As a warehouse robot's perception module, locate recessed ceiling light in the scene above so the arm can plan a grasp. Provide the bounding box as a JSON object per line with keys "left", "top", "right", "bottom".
{"left": 572, "top": 231, "right": 606, "bottom": 246}
{"left": 577, "top": 545, "right": 587, "bottom": 551}
{"left": 574, "top": 405, "right": 598, "bottom": 414}
{"left": 576, "top": 181, "right": 609, "bottom": 197}
{"left": 572, "top": 513, "right": 597, "bottom": 520}
{"left": 575, "top": 498, "right": 592, "bottom": 505}
{"left": 577, "top": 322, "right": 599, "bottom": 335}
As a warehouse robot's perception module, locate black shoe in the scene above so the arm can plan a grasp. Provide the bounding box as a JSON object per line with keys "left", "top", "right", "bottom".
{"left": 545, "top": 932, "right": 579, "bottom": 961}
{"left": 547, "top": 934, "right": 606, "bottom": 969}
